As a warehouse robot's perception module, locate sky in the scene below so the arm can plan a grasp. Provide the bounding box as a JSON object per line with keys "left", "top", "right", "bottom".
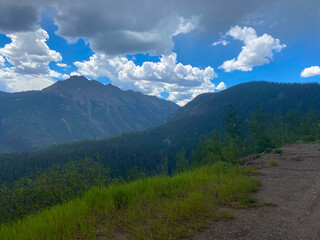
{"left": 0, "top": 0, "right": 319, "bottom": 105}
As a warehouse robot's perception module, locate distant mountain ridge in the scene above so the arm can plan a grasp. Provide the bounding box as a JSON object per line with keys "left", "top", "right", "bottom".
{"left": 159, "top": 81, "right": 320, "bottom": 141}
{"left": 1, "top": 81, "right": 320, "bottom": 184}
{"left": 0, "top": 76, "right": 179, "bottom": 152}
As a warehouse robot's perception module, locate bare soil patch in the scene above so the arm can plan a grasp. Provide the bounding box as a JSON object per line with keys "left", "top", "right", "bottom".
{"left": 187, "top": 143, "right": 320, "bottom": 240}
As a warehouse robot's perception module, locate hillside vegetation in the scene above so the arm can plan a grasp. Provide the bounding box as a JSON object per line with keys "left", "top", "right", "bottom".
{"left": 0, "top": 102, "right": 319, "bottom": 225}
{"left": 1, "top": 81, "right": 320, "bottom": 185}
{"left": 0, "top": 82, "right": 319, "bottom": 239}
{"left": 0, "top": 163, "right": 259, "bottom": 240}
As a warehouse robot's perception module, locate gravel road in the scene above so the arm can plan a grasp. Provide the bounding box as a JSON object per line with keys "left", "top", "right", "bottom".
{"left": 188, "top": 143, "right": 320, "bottom": 240}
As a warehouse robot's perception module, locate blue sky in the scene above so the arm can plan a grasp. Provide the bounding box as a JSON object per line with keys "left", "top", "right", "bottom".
{"left": 0, "top": 0, "right": 319, "bottom": 105}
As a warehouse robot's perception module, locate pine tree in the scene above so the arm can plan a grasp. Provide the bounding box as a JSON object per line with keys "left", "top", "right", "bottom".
{"left": 224, "top": 105, "right": 243, "bottom": 160}
{"left": 175, "top": 148, "right": 189, "bottom": 174}
{"left": 224, "top": 104, "right": 243, "bottom": 143}
{"left": 247, "top": 107, "right": 274, "bottom": 153}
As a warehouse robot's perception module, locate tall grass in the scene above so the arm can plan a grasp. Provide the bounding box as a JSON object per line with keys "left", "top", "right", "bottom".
{"left": 0, "top": 163, "right": 259, "bottom": 240}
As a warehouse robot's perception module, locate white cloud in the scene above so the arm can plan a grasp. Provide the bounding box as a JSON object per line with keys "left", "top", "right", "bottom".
{"left": 0, "top": 68, "right": 55, "bottom": 92}
{"left": 212, "top": 40, "right": 229, "bottom": 46}
{"left": 50, "top": 0, "right": 302, "bottom": 56}
{"left": 301, "top": 66, "right": 320, "bottom": 78}
{"left": 70, "top": 71, "right": 81, "bottom": 76}
{"left": 0, "top": 55, "right": 5, "bottom": 67}
{"left": 216, "top": 82, "right": 227, "bottom": 90}
{"left": 0, "top": 56, "right": 5, "bottom": 66}
{"left": 173, "top": 16, "right": 200, "bottom": 36}
{"left": 0, "top": 29, "right": 62, "bottom": 74}
{"left": 1, "top": 1, "right": 319, "bottom": 57}
{"left": 74, "top": 52, "right": 223, "bottom": 105}
{"left": 219, "top": 25, "right": 286, "bottom": 72}
{"left": 0, "top": 28, "right": 65, "bottom": 92}
{"left": 56, "top": 63, "right": 69, "bottom": 68}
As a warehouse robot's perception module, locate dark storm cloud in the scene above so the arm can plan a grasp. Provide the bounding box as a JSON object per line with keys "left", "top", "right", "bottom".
{"left": 0, "top": 0, "right": 320, "bottom": 54}
{"left": 51, "top": 0, "right": 265, "bottom": 55}
{"left": 53, "top": 0, "right": 181, "bottom": 55}
{"left": 0, "top": 2, "right": 39, "bottom": 32}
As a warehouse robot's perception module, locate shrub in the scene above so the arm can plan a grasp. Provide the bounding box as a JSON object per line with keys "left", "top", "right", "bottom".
{"left": 269, "top": 159, "right": 278, "bottom": 166}
{"left": 274, "top": 148, "right": 282, "bottom": 154}
{"left": 265, "top": 147, "right": 272, "bottom": 153}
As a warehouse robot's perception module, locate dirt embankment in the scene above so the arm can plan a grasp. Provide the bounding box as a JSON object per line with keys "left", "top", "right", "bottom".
{"left": 189, "top": 143, "right": 320, "bottom": 240}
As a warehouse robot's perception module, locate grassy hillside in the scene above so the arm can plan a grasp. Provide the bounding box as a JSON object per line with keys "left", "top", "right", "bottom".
{"left": 0, "top": 163, "right": 259, "bottom": 240}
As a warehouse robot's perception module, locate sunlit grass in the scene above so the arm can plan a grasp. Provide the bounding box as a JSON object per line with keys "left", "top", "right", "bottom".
{"left": 269, "top": 157, "right": 278, "bottom": 166}
{"left": 0, "top": 163, "right": 260, "bottom": 240}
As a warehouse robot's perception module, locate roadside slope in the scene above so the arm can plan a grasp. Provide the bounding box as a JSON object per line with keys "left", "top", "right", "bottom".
{"left": 189, "top": 143, "right": 320, "bottom": 240}
{"left": 0, "top": 164, "right": 259, "bottom": 240}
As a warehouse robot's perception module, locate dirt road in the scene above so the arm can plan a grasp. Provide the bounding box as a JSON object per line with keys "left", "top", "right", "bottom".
{"left": 189, "top": 143, "right": 320, "bottom": 240}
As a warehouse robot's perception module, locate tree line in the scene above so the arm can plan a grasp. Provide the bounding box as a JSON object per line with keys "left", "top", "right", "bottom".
{"left": 0, "top": 105, "right": 319, "bottom": 224}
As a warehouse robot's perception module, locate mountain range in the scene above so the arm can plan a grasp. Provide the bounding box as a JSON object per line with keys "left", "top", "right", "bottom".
{"left": 1, "top": 81, "right": 319, "bottom": 184}
{"left": 0, "top": 76, "right": 179, "bottom": 152}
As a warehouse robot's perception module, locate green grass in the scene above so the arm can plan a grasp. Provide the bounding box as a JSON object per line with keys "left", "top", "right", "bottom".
{"left": 0, "top": 163, "right": 260, "bottom": 240}
{"left": 269, "top": 159, "right": 278, "bottom": 166}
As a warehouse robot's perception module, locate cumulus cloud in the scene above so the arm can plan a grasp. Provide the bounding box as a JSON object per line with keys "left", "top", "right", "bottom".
{"left": 1, "top": 1, "right": 320, "bottom": 55}
{"left": 52, "top": 0, "right": 203, "bottom": 55}
{"left": 70, "top": 71, "right": 81, "bottom": 76}
{"left": 174, "top": 16, "right": 200, "bottom": 36}
{"left": 74, "top": 52, "right": 224, "bottom": 105}
{"left": 0, "top": 28, "right": 65, "bottom": 92}
{"left": 216, "top": 82, "right": 227, "bottom": 90}
{"left": 219, "top": 26, "right": 286, "bottom": 72}
{"left": 3, "top": 0, "right": 263, "bottom": 56}
{"left": 0, "top": 68, "right": 55, "bottom": 92}
{"left": 1, "top": 0, "right": 317, "bottom": 98}
{"left": 301, "top": 66, "right": 320, "bottom": 78}
{"left": 0, "top": 29, "right": 62, "bottom": 74}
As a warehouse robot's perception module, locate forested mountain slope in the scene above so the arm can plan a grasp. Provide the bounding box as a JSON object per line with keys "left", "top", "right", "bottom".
{"left": 161, "top": 81, "right": 320, "bottom": 141}
{"left": 1, "top": 81, "right": 319, "bottom": 184}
